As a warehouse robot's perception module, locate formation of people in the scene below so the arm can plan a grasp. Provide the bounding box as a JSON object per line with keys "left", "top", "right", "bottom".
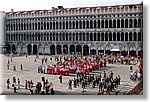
{"left": 6, "top": 77, "right": 55, "bottom": 95}
{"left": 67, "top": 71, "right": 121, "bottom": 95}
{"left": 5, "top": 53, "right": 143, "bottom": 95}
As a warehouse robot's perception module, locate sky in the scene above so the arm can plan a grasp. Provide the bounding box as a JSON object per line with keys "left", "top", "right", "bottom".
{"left": 0, "top": 0, "right": 143, "bottom": 12}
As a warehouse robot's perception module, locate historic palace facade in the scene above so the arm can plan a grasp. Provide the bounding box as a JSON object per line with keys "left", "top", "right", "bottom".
{"left": 1, "top": 3, "right": 143, "bottom": 56}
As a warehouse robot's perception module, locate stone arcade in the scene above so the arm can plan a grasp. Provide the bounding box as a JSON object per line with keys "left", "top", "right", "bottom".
{"left": 0, "top": 3, "right": 143, "bottom": 56}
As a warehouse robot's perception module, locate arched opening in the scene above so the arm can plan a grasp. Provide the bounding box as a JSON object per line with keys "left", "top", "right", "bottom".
{"left": 106, "top": 50, "right": 111, "bottom": 55}
{"left": 44, "top": 22, "right": 46, "bottom": 30}
{"left": 63, "top": 45, "right": 68, "bottom": 54}
{"left": 12, "top": 44, "right": 16, "bottom": 53}
{"left": 50, "top": 22, "right": 52, "bottom": 29}
{"left": 105, "top": 32, "right": 108, "bottom": 41}
{"left": 129, "top": 19, "right": 132, "bottom": 28}
{"left": 125, "top": 32, "right": 128, "bottom": 41}
{"left": 121, "top": 19, "right": 124, "bottom": 28}
{"left": 105, "top": 20, "right": 108, "bottom": 28}
{"left": 33, "top": 44, "right": 37, "bottom": 54}
{"left": 94, "top": 20, "right": 97, "bottom": 28}
{"left": 72, "top": 21, "right": 75, "bottom": 29}
{"left": 109, "top": 19, "right": 112, "bottom": 28}
{"left": 133, "top": 32, "right": 137, "bottom": 41}
{"left": 63, "top": 21, "right": 65, "bottom": 29}
{"left": 76, "top": 45, "right": 82, "bottom": 55}
{"left": 50, "top": 45, "right": 55, "bottom": 55}
{"left": 98, "top": 50, "right": 104, "bottom": 55}
{"left": 113, "top": 32, "right": 116, "bottom": 41}
{"left": 129, "top": 32, "right": 132, "bottom": 41}
{"left": 129, "top": 50, "right": 136, "bottom": 57}
{"left": 121, "top": 50, "right": 127, "bottom": 57}
{"left": 6, "top": 44, "right": 11, "bottom": 53}
{"left": 125, "top": 19, "right": 128, "bottom": 28}
{"left": 69, "top": 21, "right": 71, "bottom": 29}
{"left": 90, "top": 20, "right": 93, "bottom": 29}
{"left": 56, "top": 22, "right": 58, "bottom": 29}
{"left": 113, "top": 19, "right": 116, "bottom": 28}
{"left": 101, "top": 20, "right": 104, "bottom": 28}
{"left": 138, "top": 32, "right": 142, "bottom": 41}
{"left": 47, "top": 22, "right": 49, "bottom": 30}
{"left": 101, "top": 32, "right": 104, "bottom": 41}
{"left": 138, "top": 19, "right": 142, "bottom": 28}
{"left": 27, "top": 44, "right": 32, "bottom": 55}
{"left": 79, "top": 21, "right": 82, "bottom": 29}
{"left": 83, "top": 45, "right": 89, "bottom": 56}
{"left": 117, "top": 19, "right": 120, "bottom": 28}
{"left": 90, "top": 33, "right": 93, "bottom": 41}
{"left": 53, "top": 22, "right": 55, "bottom": 29}
{"left": 70, "top": 45, "right": 75, "bottom": 54}
{"left": 138, "top": 50, "right": 143, "bottom": 58}
{"left": 76, "top": 21, "right": 78, "bottom": 29}
{"left": 134, "top": 19, "right": 137, "bottom": 28}
{"left": 121, "top": 32, "right": 124, "bottom": 41}
{"left": 90, "top": 49, "right": 96, "bottom": 55}
{"left": 109, "top": 32, "right": 112, "bottom": 41}
{"left": 56, "top": 45, "right": 62, "bottom": 54}
{"left": 98, "top": 20, "right": 100, "bottom": 28}
{"left": 117, "top": 32, "right": 120, "bottom": 41}
{"left": 59, "top": 22, "right": 61, "bottom": 29}
{"left": 86, "top": 20, "right": 89, "bottom": 29}
{"left": 83, "top": 20, "right": 85, "bottom": 29}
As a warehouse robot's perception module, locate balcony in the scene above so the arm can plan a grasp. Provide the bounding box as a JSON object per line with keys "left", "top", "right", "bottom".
{"left": 6, "top": 8, "right": 143, "bottom": 19}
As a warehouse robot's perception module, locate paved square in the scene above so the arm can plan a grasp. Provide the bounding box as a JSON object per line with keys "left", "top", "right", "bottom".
{"left": 0, "top": 54, "right": 140, "bottom": 95}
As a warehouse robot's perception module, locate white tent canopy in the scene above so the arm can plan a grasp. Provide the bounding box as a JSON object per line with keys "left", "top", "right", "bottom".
{"left": 110, "top": 45, "right": 120, "bottom": 51}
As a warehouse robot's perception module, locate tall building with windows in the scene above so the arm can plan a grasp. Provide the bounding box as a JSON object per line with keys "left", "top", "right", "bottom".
{"left": 1, "top": 3, "right": 143, "bottom": 56}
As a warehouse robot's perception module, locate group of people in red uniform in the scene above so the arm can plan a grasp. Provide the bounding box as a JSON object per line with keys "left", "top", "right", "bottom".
{"left": 46, "top": 54, "right": 142, "bottom": 76}
{"left": 47, "top": 54, "right": 107, "bottom": 75}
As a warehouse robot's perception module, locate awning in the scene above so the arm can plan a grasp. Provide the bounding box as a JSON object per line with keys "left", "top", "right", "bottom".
{"left": 111, "top": 45, "right": 120, "bottom": 51}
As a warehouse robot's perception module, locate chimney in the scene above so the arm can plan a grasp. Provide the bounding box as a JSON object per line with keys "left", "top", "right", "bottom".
{"left": 11, "top": 9, "right": 14, "bottom": 13}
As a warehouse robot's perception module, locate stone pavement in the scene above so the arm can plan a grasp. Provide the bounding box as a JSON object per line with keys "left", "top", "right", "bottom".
{"left": 0, "top": 54, "right": 140, "bottom": 95}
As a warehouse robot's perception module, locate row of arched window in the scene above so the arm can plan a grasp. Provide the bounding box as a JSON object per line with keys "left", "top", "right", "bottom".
{"left": 6, "top": 18, "right": 142, "bottom": 31}
{"left": 6, "top": 32, "right": 142, "bottom": 42}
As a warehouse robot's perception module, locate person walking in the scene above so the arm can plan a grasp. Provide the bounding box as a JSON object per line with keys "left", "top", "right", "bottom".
{"left": 68, "top": 80, "right": 72, "bottom": 90}
{"left": 7, "top": 78, "right": 10, "bottom": 89}
{"left": 13, "top": 83, "right": 17, "bottom": 93}
{"left": 25, "top": 80, "right": 28, "bottom": 89}
{"left": 20, "top": 64, "right": 23, "bottom": 70}
{"left": 7, "top": 64, "right": 9, "bottom": 70}
{"left": 13, "top": 66, "right": 16, "bottom": 71}
{"left": 73, "top": 78, "right": 77, "bottom": 88}
{"left": 17, "top": 78, "right": 20, "bottom": 89}
{"left": 59, "top": 75, "right": 63, "bottom": 84}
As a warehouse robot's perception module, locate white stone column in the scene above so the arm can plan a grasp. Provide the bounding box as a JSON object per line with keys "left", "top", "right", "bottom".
{"left": 100, "top": 19, "right": 101, "bottom": 28}
{"left": 136, "top": 50, "right": 138, "bottom": 56}
{"left": 61, "top": 45, "right": 63, "bottom": 54}
{"left": 89, "top": 46, "right": 91, "bottom": 55}
{"left": 124, "top": 19, "right": 125, "bottom": 28}
{"left": 96, "top": 32, "right": 98, "bottom": 41}
{"left": 104, "top": 48, "right": 106, "bottom": 55}
{"left": 128, "top": 19, "right": 129, "bottom": 28}
{"left": 82, "top": 45, "right": 83, "bottom": 55}
{"left": 128, "top": 48, "right": 130, "bottom": 55}
{"left": 128, "top": 32, "right": 129, "bottom": 41}
{"left": 93, "top": 32, "right": 94, "bottom": 41}
{"left": 96, "top": 47, "right": 98, "bottom": 55}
